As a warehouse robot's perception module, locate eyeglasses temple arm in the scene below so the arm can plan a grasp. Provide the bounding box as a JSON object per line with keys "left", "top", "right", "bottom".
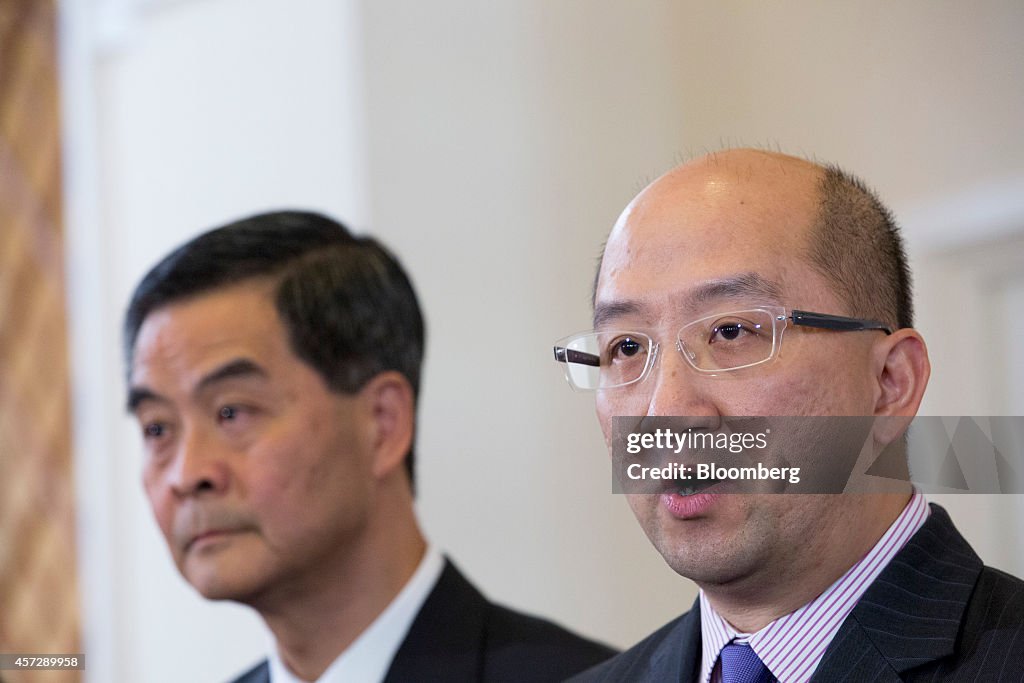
{"left": 553, "top": 346, "right": 601, "bottom": 367}
{"left": 791, "top": 310, "right": 893, "bottom": 335}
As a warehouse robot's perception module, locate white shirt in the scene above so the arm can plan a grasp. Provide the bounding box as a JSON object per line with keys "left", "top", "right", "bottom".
{"left": 269, "top": 545, "right": 445, "bottom": 683}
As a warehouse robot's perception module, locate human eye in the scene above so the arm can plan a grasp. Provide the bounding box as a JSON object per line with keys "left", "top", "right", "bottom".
{"left": 707, "top": 316, "right": 764, "bottom": 345}
{"left": 135, "top": 407, "right": 173, "bottom": 443}
{"left": 135, "top": 412, "right": 177, "bottom": 460}
{"left": 218, "top": 405, "right": 239, "bottom": 422}
{"left": 216, "top": 404, "right": 252, "bottom": 424}
{"left": 215, "top": 402, "right": 260, "bottom": 431}
{"left": 604, "top": 334, "right": 649, "bottom": 364}
{"left": 142, "top": 421, "right": 169, "bottom": 440}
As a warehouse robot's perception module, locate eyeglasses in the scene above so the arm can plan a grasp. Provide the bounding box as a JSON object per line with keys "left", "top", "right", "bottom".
{"left": 553, "top": 306, "right": 892, "bottom": 391}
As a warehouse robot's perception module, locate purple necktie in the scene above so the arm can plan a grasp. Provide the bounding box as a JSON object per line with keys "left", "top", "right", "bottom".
{"left": 720, "top": 642, "right": 773, "bottom": 683}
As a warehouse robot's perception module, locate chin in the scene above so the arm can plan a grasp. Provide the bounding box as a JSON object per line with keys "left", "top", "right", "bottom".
{"left": 649, "top": 523, "right": 759, "bottom": 585}
{"left": 659, "top": 544, "right": 753, "bottom": 585}
{"left": 193, "top": 578, "right": 268, "bottom": 605}
{"left": 183, "top": 561, "right": 267, "bottom": 604}
{"left": 665, "top": 554, "right": 737, "bottom": 584}
{"left": 189, "top": 575, "right": 244, "bottom": 601}
{"left": 648, "top": 530, "right": 707, "bottom": 579}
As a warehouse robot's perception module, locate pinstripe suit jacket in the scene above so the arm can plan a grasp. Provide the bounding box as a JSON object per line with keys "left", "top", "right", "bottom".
{"left": 570, "top": 504, "right": 1024, "bottom": 682}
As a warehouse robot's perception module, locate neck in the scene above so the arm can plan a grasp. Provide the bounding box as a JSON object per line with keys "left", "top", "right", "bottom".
{"left": 702, "top": 491, "right": 910, "bottom": 633}
{"left": 255, "top": 479, "right": 426, "bottom": 681}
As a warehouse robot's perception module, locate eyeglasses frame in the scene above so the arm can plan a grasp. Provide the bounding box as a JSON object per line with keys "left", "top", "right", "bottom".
{"left": 553, "top": 307, "right": 893, "bottom": 391}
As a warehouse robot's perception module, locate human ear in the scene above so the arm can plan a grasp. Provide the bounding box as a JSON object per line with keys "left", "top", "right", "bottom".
{"left": 360, "top": 372, "right": 415, "bottom": 480}
{"left": 871, "top": 329, "right": 931, "bottom": 443}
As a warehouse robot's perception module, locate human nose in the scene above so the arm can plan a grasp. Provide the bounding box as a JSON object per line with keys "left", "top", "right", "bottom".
{"left": 167, "top": 426, "right": 230, "bottom": 497}
{"left": 644, "top": 339, "right": 718, "bottom": 419}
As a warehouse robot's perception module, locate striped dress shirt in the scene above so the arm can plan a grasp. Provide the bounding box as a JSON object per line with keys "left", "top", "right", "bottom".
{"left": 699, "top": 492, "right": 930, "bottom": 683}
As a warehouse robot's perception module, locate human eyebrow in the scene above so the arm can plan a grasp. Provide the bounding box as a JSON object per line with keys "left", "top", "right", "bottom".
{"left": 195, "top": 358, "right": 269, "bottom": 395}
{"left": 126, "top": 360, "right": 267, "bottom": 413}
{"left": 686, "top": 272, "right": 783, "bottom": 309}
{"left": 592, "top": 300, "right": 645, "bottom": 329}
{"left": 592, "top": 273, "right": 781, "bottom": 328}
{"left": 126, "top": 387, "right": 162, "bottom": 413}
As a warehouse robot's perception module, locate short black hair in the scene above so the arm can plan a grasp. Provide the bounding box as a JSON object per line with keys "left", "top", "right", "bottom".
{"left": 123, "top": 210, "right": 425, "bottom": 488}
{"left": 809, "top": 166, "right": 913, "bottom": 330}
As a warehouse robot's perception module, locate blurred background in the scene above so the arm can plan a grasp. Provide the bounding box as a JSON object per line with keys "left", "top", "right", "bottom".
{"left": 1, "top": 0, "right": 1022, "bottom": 681}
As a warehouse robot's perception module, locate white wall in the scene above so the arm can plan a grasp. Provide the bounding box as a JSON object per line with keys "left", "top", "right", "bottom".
{"left": 60, "top": 1, "right": 1024, "bottom": 681}
{"left": 914, "top": 233, "right": 1024, "bottom": 576}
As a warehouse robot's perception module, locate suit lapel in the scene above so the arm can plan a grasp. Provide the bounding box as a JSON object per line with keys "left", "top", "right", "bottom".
{"left": 623, "top": 598, "right": 702, "bottom": 682}
{"left": 809, "top": 619, "right": 903, "bottom": 682}
{"left": 229, "top": 660, "right": 270, "bottom": 683}
{"left": 383, "top": 559, "right": 487, "bottom": 682}
{"left": 672, "top": 604, "right": 702, "bottom": 682}
{"left": 811, "top": 504, "right": 982, "bottom": 681}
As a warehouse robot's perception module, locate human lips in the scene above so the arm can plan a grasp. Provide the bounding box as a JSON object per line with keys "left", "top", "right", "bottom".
{"left": 173, "top": 507, "right": 254, "bottom": 553}
{"left": 661, "top": 476, "right": 728, "bottom": 519}
{"left": 661, "top": 490, "right": 720, "bottom": 519}
{"left": 186, "top": 527, "right": 245, "bottom": 551}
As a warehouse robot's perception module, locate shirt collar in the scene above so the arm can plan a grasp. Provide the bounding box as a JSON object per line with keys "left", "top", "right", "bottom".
{"left": 269, "top": 544, "right": 445, "bottom": 683}
{"left": 698, "top": 492, "right": 929, "bottom": 683}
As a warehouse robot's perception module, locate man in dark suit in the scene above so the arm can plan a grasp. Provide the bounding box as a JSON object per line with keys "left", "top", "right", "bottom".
{"left": 124, "top": 211, "right": 614, "bottom": 682}
{"left": 554, "top": 149, "right": 1024, "bottom": 681}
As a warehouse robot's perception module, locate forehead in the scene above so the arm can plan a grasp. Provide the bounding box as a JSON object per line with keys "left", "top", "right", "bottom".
{"left": 130, "top": 282, "right": 290, "bottom": 387}
{"left": 597, "top": 153, "right": 829, "bottom": 320}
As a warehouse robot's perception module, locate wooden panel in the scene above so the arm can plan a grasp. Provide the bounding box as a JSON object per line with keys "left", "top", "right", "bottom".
{"left": 0, "top": 1, "right": 82, "bottom": 682}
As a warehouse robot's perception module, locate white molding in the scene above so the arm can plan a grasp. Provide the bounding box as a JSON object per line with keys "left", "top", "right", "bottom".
{"left": 93, "top": 0, "right": 144, "bottom": 53}
{"left": 93, "top": 0, "right": 205, "bottom": 54}
{"left": 913, "top": 218, "right": 1024, "bottom": 577}
{"left": 898, "top": 176, "right": 1024, "bottom": 252}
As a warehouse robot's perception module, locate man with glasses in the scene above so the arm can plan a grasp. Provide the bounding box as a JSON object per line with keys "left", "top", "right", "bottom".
{"left": 124, "top": 211, "right": 614, "bottom": 682}
{"left": 556, "top": 149, "right": 1024, "bottom": 681}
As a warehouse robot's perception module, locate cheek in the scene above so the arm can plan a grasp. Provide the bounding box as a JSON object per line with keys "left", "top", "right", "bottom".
{"left": 763, "top": 375, "right": 824, "bottom": 414}
{"left": 302, "top": 409, "right": 371, "bottom": 487}
{"left": 626, "top": 493, "right": 655, "bottom": 527}
{"left": 780, "top": 339, "right": 876, "bottom": 412}
{"left": 732, "top": 362, "right": 846, "bottom": 417}
{"left": 626, "top": 494, "right": 673, "bottom": 551}
{"left": 244, "top": 446, "right": 307, "bottom": 508}
{"left": 245, "top": 416, "right": 367, "bottom": 511}
{"left": 142, "top": 469, "right": 176, "bottom": 539}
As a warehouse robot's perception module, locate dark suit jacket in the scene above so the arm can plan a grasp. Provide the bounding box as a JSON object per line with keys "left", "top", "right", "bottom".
{"left": 571, "top": 504, "right": 1024, "bottom": 682}
{"left": 230, "top": 559, "right": 615, "bottom": 683}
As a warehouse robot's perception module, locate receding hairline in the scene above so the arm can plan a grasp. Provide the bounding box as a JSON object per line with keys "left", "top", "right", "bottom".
{"left": 592, "top": 152, "right": 909, "bottom": 329}
{"left": 656, "top": 148, "right": 824, "bottom": 186}
{"left": 593, "top": 150, "right": 827, "bottom": 305}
